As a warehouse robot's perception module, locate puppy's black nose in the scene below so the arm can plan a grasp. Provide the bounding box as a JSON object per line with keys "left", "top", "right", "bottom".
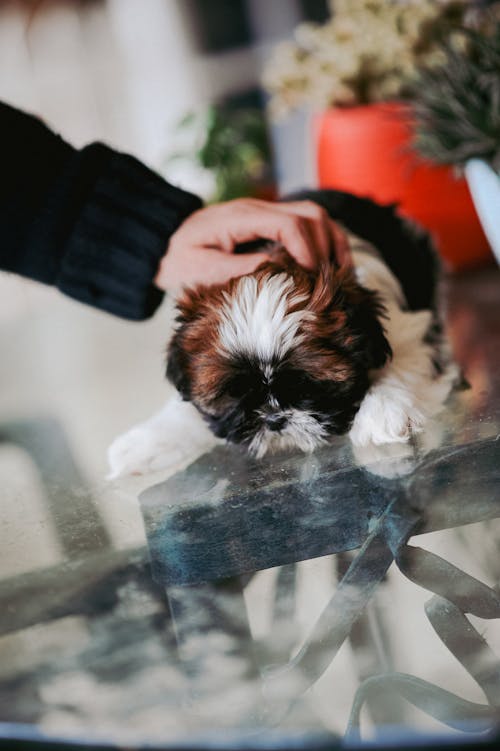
{"left": 264, "top": 414, "right": 287, "bottom": 432}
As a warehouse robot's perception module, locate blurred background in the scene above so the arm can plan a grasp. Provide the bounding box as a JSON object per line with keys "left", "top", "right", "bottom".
{"left": 0, "top": 0, "right": 329, "bottom": 194}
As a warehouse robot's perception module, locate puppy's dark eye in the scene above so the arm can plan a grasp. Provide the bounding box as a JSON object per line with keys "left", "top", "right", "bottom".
{"left": 227, "top": 373, "right": 264, "bottom": 399}
{"left": 227, "top": 375, "right": 249, "bottom": 397}
{"left": 271, "top": 369, "right": 310, "bottom": 405}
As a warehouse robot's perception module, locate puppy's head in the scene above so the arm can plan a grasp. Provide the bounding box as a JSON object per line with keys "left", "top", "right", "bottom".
{"left": 167, "top": 256, "right": 391, "bottom": 456}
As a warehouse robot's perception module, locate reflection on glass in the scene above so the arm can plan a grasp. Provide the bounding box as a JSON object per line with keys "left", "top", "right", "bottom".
{"left": 0, "top": 269, "right": 499, "bottom": 747}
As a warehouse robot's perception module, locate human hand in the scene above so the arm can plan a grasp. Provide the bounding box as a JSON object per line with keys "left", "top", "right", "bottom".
{"left": 154, "top": 198, "right": 351, "bottom": 293}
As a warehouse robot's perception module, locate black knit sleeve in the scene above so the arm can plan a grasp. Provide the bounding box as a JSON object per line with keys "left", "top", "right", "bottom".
{"left": 0, "top": 102, "right": 202, "bottom": 320}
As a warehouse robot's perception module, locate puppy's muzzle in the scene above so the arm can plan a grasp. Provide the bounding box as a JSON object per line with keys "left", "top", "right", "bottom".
{"left": 263, "top": 413, "right": 288, "bottom": 432}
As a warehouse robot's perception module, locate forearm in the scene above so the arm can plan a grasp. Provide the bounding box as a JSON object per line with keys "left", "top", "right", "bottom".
{"left": 0, "top": 102, "right": 202, "bottom": 320}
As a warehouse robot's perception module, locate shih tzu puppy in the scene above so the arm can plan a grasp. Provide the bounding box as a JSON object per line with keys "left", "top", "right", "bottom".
{"left": 108, "top": 190, "right": 458, "bottom": 478}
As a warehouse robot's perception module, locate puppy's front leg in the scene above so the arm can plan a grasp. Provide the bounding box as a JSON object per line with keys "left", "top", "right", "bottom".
{"left": 349, "top": 308, "right": 457, "bottom": 448}
{"left": 107, "top": 394, "right": 219, "bottom": 479}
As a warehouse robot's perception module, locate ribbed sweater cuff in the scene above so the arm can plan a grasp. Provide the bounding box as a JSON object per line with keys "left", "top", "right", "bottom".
{"left": 58, "top": 146, "right": 202, "bottom": 320}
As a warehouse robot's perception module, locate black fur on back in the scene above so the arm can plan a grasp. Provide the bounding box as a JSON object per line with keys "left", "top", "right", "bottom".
{"left": 285, "top": 189, "right": 440, "bottom": 313}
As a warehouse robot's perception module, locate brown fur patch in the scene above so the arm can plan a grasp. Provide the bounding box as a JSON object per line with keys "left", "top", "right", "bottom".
{"left": 295, "top": 265, "right": 357, "bottom": 382}
{"left": 169, "top": 286, "right": 228, "bottom": 407}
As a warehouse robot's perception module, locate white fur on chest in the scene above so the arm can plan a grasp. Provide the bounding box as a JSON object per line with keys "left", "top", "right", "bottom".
{"left": 348, "top": 250, "right": 457, "bottom": 447}
{"left": 352, "top": 248, "right": 405, "bottom": 309}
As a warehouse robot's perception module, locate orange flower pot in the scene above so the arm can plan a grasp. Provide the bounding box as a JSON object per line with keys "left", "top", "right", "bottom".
{"left": 316, "top": 102, "right": 493, "bottom": 271}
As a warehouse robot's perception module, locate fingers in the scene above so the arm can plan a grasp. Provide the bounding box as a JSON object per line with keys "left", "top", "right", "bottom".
{"left": 272, "top": 200, "right": 332, "bottom": 265}
{"left": 155, "top": 244, "right": 270, "bottom": 293}
{"left": 206, "top": 250, "right": 271, "bottom": 285}
{"left": 207, "top": 199, "right": 324, "bottom": 270}
{"left": 155, "top": 197, "right": 353, "bottom": 294}
{"left": 274, "top": 201, "right": 352, "bottom": 267}
{"left": 329, "top": 219, "right": 353, "bottom": 267}
{"left": 219, "top": 199, "right": 351, "bottom": 270}
{"left": 208, "top": 200, "right": 316, "bottom": 268}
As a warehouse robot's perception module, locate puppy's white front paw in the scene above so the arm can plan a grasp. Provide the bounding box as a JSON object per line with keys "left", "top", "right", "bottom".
{"left": 349, "top": 365, "right": 457, "bottom": 449}
{"left": 107, "top": 397, "right": 219, "bottom": 479}
{"left": 349, "top": 385, "right": 423, "bottom": 448}
{"left": 107, "top": 424, "right": 188, "bottom": 479}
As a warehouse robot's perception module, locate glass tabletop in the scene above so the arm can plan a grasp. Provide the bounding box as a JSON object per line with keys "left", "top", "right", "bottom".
{"left": 0, "top": 269, "right": 499, "bottom": 750}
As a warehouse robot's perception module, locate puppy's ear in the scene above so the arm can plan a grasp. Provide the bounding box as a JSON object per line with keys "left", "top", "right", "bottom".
{"left": 350, "top": 290, "right": 392, "bottom": 370}
{"left": 338, "top": 268, "right": 392, "bottom": 370}
{"left": 318, "top": 266, "right": 391, "bottom": 371}
{"left": 166, "top": 329, "right": 192, "bottom": 400}
{"left": 166, "top": 282, "right": 224, "bottom": 399}
{"left": 165, "top": 288, "right": 203, "bottom": 400}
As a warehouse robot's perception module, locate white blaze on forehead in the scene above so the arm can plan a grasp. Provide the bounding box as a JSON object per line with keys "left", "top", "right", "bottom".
{"left": 218, "top": 273, "right": 308, "bottom": 360}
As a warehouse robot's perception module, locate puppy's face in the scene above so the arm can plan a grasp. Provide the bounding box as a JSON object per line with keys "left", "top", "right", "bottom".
{"left": 167, "top": 256, "right": 391, "bottom": 457}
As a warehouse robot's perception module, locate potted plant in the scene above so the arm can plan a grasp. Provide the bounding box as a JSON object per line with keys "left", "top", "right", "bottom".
{"left": 165, "top": 104, "right": 274, "bottom": 203}
{"left": 411, "top": 20, "right": 500, "bottom": 267}
{"left": 263, "top": 0, "right": 492, "bottom": 269}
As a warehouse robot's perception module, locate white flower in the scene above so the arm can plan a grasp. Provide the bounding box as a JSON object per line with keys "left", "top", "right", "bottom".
{"left": 263, "top": 0, "right": 468, "bottom": 116}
